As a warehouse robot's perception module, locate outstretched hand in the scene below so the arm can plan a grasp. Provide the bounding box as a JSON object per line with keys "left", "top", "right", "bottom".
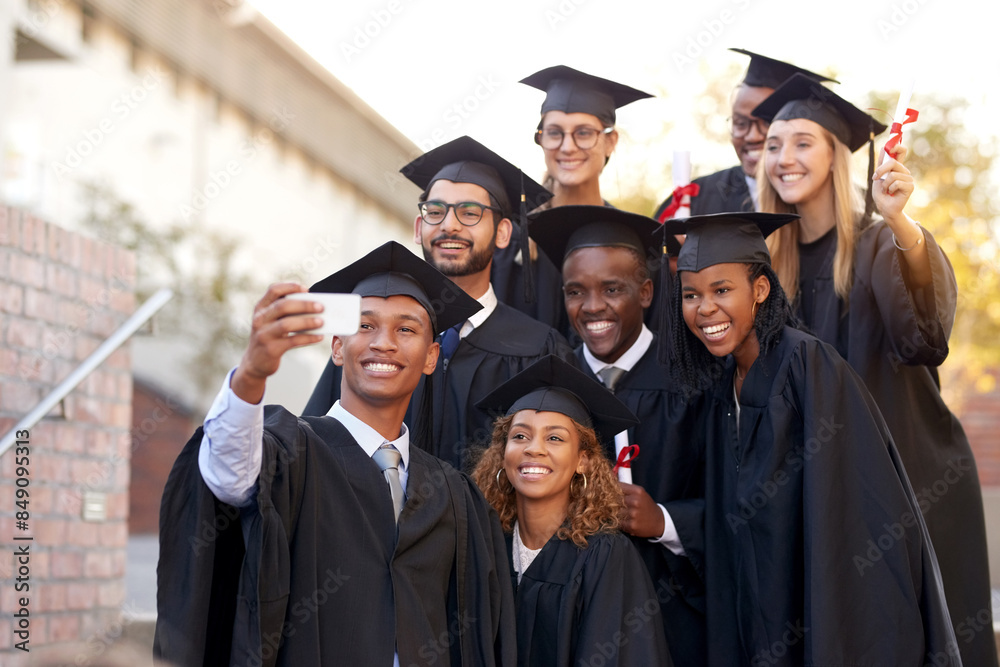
{"left": 231, "top": 283, "right": 325, "bottom": 404}
{"left": 619, "top": 482, "right": 665, "bottom": 539}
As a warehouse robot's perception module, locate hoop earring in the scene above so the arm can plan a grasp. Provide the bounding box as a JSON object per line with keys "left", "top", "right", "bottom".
{"left": 751, "top": 300, "right": 759, "bottom": 321}
{"left": 578, "top": 472, "right": 588, "bottom": 491}
{"left": 496, "top": 468, "right": 505, "bottom": 487}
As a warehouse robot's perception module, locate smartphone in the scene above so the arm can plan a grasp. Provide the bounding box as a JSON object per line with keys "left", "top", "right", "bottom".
{"left": 283, "top": 293, "right": 361, "bottom": 335}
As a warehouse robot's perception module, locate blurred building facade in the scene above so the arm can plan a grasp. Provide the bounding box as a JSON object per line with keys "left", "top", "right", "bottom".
{"left": 2, "top": 0, "right": 422, "bottom": 413}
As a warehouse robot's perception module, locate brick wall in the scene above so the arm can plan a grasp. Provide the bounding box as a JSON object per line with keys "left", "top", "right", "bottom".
{"left": 128, "top": 379, "right": 194, "bottom": 535}
{"left": 960, "top": 369, "right": 1000, "bottom": 487}
{"left": 0, "top": 206, "right": 135, "bottom": 662}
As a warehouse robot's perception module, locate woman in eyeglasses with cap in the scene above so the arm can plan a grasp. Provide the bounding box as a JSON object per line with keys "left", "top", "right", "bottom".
{"left": 491, "top": 67, "right": 653, "bottom": 340}
{"left": 472, "top": 355, "right": 671, "bottom": 667}
{"left": 660, "top": 212, "right": 959, "bottom": 666}
{"left": 753, "top": 74, "right": 996, "bottom": 667}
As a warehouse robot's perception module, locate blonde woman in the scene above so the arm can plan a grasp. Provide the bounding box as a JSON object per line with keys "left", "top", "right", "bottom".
{"left": 754, "top": 73, "right": 996, "bottom": 667}
{"left": 473, "top": 355, "right": 671, "bottom": 667}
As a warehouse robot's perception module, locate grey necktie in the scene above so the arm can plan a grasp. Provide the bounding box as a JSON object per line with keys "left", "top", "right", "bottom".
{"left": 372, "top": 443, "right": 405, "bottom": 523}
{"left": 598, "top": 366, "right": 626, "bottom": 393}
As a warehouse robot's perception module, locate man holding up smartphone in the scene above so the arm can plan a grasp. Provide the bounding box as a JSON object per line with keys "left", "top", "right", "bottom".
{"left": 155, "top": 241, "right": 516, "bottom": 667}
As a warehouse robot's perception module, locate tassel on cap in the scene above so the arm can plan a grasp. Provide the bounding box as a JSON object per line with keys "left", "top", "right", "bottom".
{"left": 519, "top": 172, "right": 535, "bottom": 304}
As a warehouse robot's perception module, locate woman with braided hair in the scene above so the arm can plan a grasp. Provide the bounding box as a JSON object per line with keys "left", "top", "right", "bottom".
{"left": 659, "top": 212, "right": 959, "bottom": 665}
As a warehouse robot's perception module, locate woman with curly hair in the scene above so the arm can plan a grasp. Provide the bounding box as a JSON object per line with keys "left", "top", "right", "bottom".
{"left": 659, "top": 212, "right": 958, "bottom": 665}
{"left": 472, "top": 355, "right": 671, "bottom": 667}
{"left": 752, "top": 74, "right": 996, "bottom": 667}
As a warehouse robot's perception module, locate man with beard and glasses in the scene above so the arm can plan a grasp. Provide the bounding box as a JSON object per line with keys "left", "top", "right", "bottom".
{"left": 304, "top": 136, "right": 576, "bottom": 472}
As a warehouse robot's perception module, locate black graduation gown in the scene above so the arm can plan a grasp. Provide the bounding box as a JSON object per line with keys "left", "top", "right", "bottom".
{"left": 154, "top": 407, "right": 516, "bottom": 667}
{"left": 574, "top": 342, "right": 708, "bottom": 666}
{"left": 653, "top": 165, "right": 753, "bottom": 220}
{"left": 698, "top": 326, "right": 958, "bottom": 665}
{"left": 416, "top": 302, "right": 576, "bottom": 471}
{"left": 797, "top": 220, "right": 996, "bottom": 667}
{"left": 509, "top": 530, "right": 672, "bottom": 667}
{"left": 491, "top": 238, "right": 573, "bottom": 342}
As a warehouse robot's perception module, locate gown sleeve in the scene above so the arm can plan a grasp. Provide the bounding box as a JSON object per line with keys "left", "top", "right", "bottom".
{"left": 854, "top": 221, "right": 957, "bottom": 367}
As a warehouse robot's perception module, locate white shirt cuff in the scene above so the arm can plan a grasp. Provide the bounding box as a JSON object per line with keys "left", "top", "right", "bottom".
{"left": 197, "top": 367, "right": 263, "bottom": 507}
{"left": 649, "top": 503, "right": 686, "bottom": 556}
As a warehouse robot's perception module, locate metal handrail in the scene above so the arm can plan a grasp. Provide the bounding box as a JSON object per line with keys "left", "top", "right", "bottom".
{"left": 0, "top": 288, "right": 173, "bottom": 457}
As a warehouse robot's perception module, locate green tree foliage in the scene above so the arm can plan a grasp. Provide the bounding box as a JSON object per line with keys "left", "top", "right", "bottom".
{"left": 867, "top": 92, "right": 1000, "bottom": 403}
{"left": 80, "top": 181, "right": 263, "bottom": 401}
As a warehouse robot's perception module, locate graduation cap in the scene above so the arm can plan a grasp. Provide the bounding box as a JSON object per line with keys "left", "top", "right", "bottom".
{"left": 659, "top": 212, "right": 800, "bottom": 273}
{"left": 730, "top": 48, "right": 838, "bottom": 89}
{"left": 652, "top": 212, "right": 798, "bottom": 362}
{"left": 751, "top": 72, "right": 887, "bottom": 153}
{"left": 751, "top": 72, "right": 889, "bottom": 219}
{"left": 475, "top": 355, "right": 638, "bottom": 446}
{"left": 401, "top": 136, "right": 553, "bottom": 304}
{"left": 400, "top": 136, "right": 552, "bottom": 216}
{"left": 520, "top": 65, "right": 653, "bottom": 128}
{"left": 309, "top": 240, "right": 482, "bottom": 336}
{"left": 528, "top": 205, "right": 669, "bottom": 266}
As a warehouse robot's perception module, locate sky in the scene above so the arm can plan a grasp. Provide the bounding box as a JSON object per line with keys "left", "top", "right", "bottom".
{"left": 245, "top": 0, "right": 999, "bottom": 206}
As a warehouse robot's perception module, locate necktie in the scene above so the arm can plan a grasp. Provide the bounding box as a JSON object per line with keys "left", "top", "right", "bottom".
{"left": 598, "top": 366, "right": 626, "bottom": 393}
{"left": 439, "top": 323, "right": 463, "bottom": 361}
{"left": 372, "top": 443, "right": 405, "bottom": 523}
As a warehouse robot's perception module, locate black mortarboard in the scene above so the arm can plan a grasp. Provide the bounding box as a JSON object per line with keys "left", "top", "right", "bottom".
{"left": 658, "top": 212, "right": 800, "bottom": 272}
{"left": 475, "top": 355, "right": 638, "bottom": 446}
{"left": 751, "top": 73, "right": 887, "bottom": 153}
{"left": 309, "top": 240, "right": 482, "bottom": 336}
{"left": 399, "top": 136, "right": 552, "bottom": 216}
{"left": 730, "top": 48, "right": 838, "bottom": 89}
{"left": 520, "top": 65, "right": 653, "bottom": 128}
{"left": 528, "top": 205, "right": 669, "bottom": 267}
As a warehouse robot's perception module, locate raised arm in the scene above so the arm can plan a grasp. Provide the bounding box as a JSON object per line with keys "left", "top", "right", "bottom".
{"left": 198, "top": 283, "right": 325, "bottom": 506}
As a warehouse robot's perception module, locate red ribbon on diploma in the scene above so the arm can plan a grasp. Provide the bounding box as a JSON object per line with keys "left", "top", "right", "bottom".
{"left": 884, "top": 108, "right": 919, "bottom": 157}
{"left": 657, "top": 183, "right": 701, "bottom": 223}
{"left": 613, "top": 444, "right": 640, "bottom": 475}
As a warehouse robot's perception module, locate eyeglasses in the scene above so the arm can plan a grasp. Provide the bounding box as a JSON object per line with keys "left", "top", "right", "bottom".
{"left": 534, "top": 125, "right": 614, "bottom": 150}
{"left": 417, "top": 201, "right": 502, "bottom": 226}
{"left": 729, "top": 114, "right": 769, "bottom": 138}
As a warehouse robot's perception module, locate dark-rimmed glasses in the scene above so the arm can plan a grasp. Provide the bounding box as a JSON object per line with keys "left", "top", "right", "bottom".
{"left": 534, "top": 125, "right": 614, "bottom": 150}
{"left": 729, "top": 114, "right": 769, "bottom": 138}
{"left": 417, "top": 201, "right": 502, "bottom": 226}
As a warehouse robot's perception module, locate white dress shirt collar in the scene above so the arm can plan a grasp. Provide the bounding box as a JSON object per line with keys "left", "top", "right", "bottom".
{"left": 462, "top": 283, "right": 498, "bottom": 336}
{"left": 327, "top": 400, "right": 409, "bottom": 473}
{"left": 745, "top": 173, "right": 760, "bottom": 211}
{"left": 582, "top": 324, "right": 653, "bottom": 375}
